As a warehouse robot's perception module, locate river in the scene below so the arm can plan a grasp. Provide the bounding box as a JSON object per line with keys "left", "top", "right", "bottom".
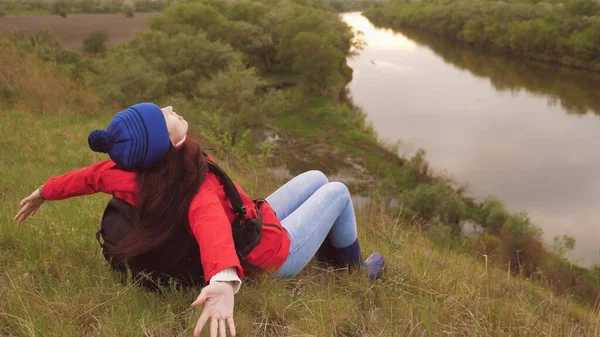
{"left": 341, "top": 12, "right": 600, "bottom": 267}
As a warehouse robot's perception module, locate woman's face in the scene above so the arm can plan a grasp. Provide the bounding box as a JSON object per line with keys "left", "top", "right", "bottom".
{"left": 161, "top": 106, "right": 188, "bottom": 145}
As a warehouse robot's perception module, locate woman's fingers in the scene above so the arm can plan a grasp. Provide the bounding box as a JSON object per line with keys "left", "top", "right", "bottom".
{"left": 15, "top": 204, "right": 31, "bottom": 223}
{"left": 21, "top": 204, "right": 36, "bottom": 222}
{"left": 17, "top": 209, "right": 31, "bottom": 224}
{"left": 219, "top": 319, "right": 226, "bottom": 337}
{"left": 227, "top": 317, "right": 236, "bottom": 336}
{"left": 210, "top": 317, "right": 218, "bottom": 337}
{"left": 15, "top": 192, "right": 44, "bottom": 224}
{"left": 194, "top": 312, "right": 209, "bottom": 337}
{"left": 14, "top": 202, "right": 28, "bottom": 219}
{"left": 19, "top": 196, "right": 31, "bottom": 208}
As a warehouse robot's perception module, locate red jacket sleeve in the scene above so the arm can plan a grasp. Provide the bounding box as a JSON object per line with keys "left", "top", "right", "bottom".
{"left": 42, "top": 160, "right": 137, "bottom": 203}
{"left": 188, "top": 185, "right": 244, "bottom": 282}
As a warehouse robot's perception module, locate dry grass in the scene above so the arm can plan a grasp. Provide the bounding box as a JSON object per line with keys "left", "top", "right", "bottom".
{"left": 0, "top": 13, "right": 161, "bottom": 51}
{"left": 0, "top": 38, "right": 101, "bottom": 114}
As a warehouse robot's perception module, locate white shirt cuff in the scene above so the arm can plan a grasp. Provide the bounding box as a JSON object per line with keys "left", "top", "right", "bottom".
{"left": 209, "top": 267, "right": 241, "bottom": 294}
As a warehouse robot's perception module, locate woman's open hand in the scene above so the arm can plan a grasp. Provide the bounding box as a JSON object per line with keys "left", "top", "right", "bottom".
{"left": 14, "top": 187, "right": 45, "bottom": 224}
{"left": 191, "top": 281, "right": 237, "bottom": 337}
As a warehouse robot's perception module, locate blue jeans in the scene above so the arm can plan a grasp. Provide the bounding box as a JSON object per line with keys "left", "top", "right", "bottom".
{"left": 265, "top": 171, "right": 358, "bottom": 277}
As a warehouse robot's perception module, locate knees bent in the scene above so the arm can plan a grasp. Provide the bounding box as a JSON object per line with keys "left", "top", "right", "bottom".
{"left": 302, "top": 170, "right": 329, "bottom": 187}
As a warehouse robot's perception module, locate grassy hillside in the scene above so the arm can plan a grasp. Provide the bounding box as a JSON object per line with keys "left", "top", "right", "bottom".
{"left": 1, "top": 36, "right": 600, "bottom": 336}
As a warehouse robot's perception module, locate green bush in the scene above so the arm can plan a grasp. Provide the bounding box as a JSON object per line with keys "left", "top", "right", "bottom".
{"left": 403, "top": 180, "right": 467, "bottom": 229}
{"left": 82, "top": 31, "right": 109, "bottom": 56}
{"left": 51, "top": 0, "right": 70, "bottom": 17}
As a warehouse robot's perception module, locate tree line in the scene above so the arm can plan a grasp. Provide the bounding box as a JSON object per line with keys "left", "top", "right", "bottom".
{"left": 0, "top": 0, "right": 169, "bottom": 17}
{"left": 364, "top": 0, "right": 600, "bottom": 72}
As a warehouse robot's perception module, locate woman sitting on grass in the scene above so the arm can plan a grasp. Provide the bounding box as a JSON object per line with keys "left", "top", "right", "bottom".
{"left": 14, "top": 103, "right": 384, "bottom": 337}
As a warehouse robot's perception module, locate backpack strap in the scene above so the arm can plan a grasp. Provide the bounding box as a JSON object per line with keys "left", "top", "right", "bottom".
{"left": 202, "top": 153, "right": 264, "bottom": 271}
{"left": 205, "top": 158, "right": 247, "bottom": 227}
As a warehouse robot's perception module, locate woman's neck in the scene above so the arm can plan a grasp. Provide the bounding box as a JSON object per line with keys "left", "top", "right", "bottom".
{"left": 174, "top": 135, "right": 187, "bottom": 149}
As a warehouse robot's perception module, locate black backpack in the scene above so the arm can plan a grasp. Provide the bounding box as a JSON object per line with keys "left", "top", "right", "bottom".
{"left": 95, "top": 159, "right": 263, "bottom": 291}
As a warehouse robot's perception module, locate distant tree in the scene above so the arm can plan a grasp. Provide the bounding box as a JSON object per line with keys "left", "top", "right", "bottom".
{"left": 93, "top": 54, "right": 168, "bottom": 105}
{"left": 9, "top": 28, "right": 62, "bottom": 62}
{"left": 288, "top": 32, "right": 345, "bottom": 95}
{"left": 95, "top": 30, "right": 240, "bottom": 101}
{"left": 227, "top": 1, "right": 269, "bottom": 25}
{"left": 31, "top": 29, "right": 62, "bottom": 61}
{"left": 51, "top": 0, "right": 70, "bottom": 18}
{"left": 78, "top": 0, "right": 97, "bottom": 13}
{"left": 125, "top": 31, "right": 240, "bottom": 98}
{"left": 122, "top": 0, "right": 135, "bottom": 17}
{"left": 566, "top": 0, "right": 599, "bottom": 16}
{"left": 552, "top": 235, "right": 576, "bottom": 260}
{"left": 196, "top": 64, "right": 287, "bottom": 147}
{"left": 82, "top": 31, "right": 109, "bottom": 56}
{"left": 4, "top": 0, "right": 15, "bottom": 11}
{"left": 219, "top": 21, "right": 272, "bottom": 69}
{"left": 163, "top": 2, "right": 227, "bottom": 35}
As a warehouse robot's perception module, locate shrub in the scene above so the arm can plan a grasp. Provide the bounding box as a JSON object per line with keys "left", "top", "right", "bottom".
{"left": 82, "top": 31, "right": 109, "bottom": 56}
{"left": 122, "top": 0, "right": 135, "bottom": 17}
{"left": 51, "top": 0, "right": 70, "bottom": 18}
{"left": 0, "top": 38, "right": 100, "bottom": 114}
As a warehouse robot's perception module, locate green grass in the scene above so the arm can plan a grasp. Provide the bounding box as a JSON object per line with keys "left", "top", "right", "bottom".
{"left": 271, "top": 91, "right": 404, "bottom": 176}
{"left": 2, "top": 105, "right": 600, "bottom": 336}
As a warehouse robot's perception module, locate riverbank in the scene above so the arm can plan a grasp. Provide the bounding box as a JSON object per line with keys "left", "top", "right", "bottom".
{"left": 342, "top": 10, "right": 600, "bottom": 267}
{"left": 337, "top": 11, "right": 600, "bottom": 306}
{"left": 364, "top": 0, "right": 600, "bottom": 72}
{"left": 242, "top": 18, "right": 600, "bottom": 310}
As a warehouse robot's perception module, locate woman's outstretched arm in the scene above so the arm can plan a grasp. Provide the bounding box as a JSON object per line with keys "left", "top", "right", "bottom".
{"left": 40, "top": 160, "right": 135, "bottom": 201}
{"left": 14, "top": 160, "right": 137, "bottom": 223}
{"left": 188, "top": 186, "right": 243, "bottom": 337}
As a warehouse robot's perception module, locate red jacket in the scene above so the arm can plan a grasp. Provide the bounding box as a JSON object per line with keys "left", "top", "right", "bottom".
{"left": 41, "top": 158, "right": 290, "bottom": 283}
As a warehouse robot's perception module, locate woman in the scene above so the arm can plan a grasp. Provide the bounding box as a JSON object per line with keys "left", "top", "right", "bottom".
{"left": 14, "top": 103, "right": 384, "bottom": 337}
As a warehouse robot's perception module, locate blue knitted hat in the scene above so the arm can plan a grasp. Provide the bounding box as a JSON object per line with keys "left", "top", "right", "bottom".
{"left": 87, "top": 103, "right": 171, "bottom": 169}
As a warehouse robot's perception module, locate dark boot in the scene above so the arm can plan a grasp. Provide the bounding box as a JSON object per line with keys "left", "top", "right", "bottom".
{"left": 315, "top": 237, "right": 340, "bottom": 267}
{"left": 333, "top": 239, "right": 385, "bottom": 281}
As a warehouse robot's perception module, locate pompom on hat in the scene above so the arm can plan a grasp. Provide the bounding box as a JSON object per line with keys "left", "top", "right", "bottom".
{"left": 88, "top": 103, "right": 171, "bottom": 169}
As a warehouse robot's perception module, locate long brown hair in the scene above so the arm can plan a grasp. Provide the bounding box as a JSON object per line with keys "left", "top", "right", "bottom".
{"left": 113, "top": 138, "right": 208, "bottom": 261}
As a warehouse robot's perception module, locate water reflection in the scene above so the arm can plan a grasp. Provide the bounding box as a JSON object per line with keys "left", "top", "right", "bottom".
{"left": 354, "top": 17, "right": 600, "bottom": 116}
{"left": 341, "top": 12, "right": 600, "bottom": 266}
{"left": 404, "top": 28, "right": 600, "bottom": 116}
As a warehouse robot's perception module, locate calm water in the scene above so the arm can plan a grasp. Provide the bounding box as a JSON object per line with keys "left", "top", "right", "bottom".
{"left": 341, "top": 12, "right": 600, "bottom": 266}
